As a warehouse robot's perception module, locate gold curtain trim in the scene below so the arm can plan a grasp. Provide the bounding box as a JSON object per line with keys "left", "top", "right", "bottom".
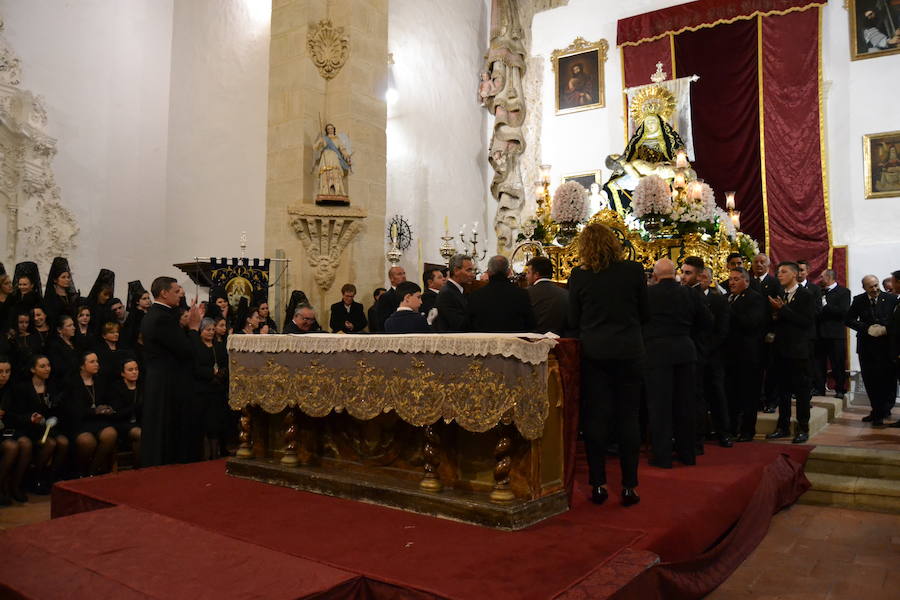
{"left": 669, "top": 33, "right": 677, "bottom": 79}
{"left": 229, "top": 357, "right": 550, "bottom": 440}
{"left": 816, "top": 6, "right": 834, "bottom": 267}
{"left": 758, "top": 14, "right": 771, "bottom": 252}
{"left": 620, "top": 45, "right": 629, "bottom": 146}
{"left": 618, "top": 3, "right": 826, "bottom": 48}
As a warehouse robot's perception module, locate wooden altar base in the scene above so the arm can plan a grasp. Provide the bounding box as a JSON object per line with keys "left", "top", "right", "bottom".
{"left": 226, "top": 456, "right": 569, "bottom": 530}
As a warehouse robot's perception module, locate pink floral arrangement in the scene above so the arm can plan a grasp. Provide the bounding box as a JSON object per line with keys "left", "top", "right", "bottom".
{"left": 632, "top": 175, "right": 673, "bottom": 218}
{"left": 551, "top": 181, "right": 590, "bottom": 223}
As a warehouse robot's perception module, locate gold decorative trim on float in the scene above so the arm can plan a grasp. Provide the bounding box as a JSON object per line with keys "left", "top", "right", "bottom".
{"left": 617, "top": 3, "right": 827, "bottom": 47}
{"left": 543, "top": 209, "right": 741, "bottom": 283}
{"left": 551, "top": 37, "right": 609, "bottom": 115}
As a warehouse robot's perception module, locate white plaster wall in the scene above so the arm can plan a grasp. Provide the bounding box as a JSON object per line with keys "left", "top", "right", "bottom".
{"left": 0, "top": 0, "right": 270, "bottom": 299}
{"left": 0, "top": 0, "right": 174, "bottom": 297}
{"left": 165, "top": 0, "right": 270, "bottom": 277}
{"left": 386, "top": 0, "right": 492, "bottom": 283}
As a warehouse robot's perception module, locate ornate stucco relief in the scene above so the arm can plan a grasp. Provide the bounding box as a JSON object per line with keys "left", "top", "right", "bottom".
{"left": 287, "top": 205, "right": 366, "bottom": 291}
{"left": 0, "top": 18, "right": 77, "bottom": 272}
{"left": 307, "top": 20, "right": 350, "bottom": 81}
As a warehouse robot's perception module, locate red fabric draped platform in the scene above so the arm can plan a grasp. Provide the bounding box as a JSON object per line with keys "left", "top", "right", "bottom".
{"left": 0, "top": 443, "right": 810, "bottom": 600}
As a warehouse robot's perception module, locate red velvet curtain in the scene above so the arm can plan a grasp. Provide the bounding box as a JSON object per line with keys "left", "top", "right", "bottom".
{"left": 620, "top": 2, "right": 836, "bottom": 275}
{"left": 674, "top": 19, "right": 765, "bottom": 247}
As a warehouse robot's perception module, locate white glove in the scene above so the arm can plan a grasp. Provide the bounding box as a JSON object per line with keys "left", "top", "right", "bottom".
{"left": 426, "top": 307, "right": 438, "bottom": 326}
{"left": 821, "top": 295, "right": 827, "bottom": 306}
{"left": 765, "top": 332, "right": 775, "bottom": 343}
{"left": 867, "top": 324, "right": 887, "bottom": 337}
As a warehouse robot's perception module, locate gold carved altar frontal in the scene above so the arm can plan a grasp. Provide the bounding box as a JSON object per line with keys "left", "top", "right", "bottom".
{"left": 229, "top": 351, "right": 550, "bottom": 440}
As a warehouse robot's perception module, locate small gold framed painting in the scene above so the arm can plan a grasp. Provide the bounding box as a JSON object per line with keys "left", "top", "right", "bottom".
{"left": 863, "top": 130, "right": 900, "bottom": 199}
{"left": 848, "top": 0, "right": 900, "bottom": 61}
{"left": 562, "top": 171, "right": 601, "bottom": 191}
{"left": 551, "top": 37, "right": 609, "bottom": 115}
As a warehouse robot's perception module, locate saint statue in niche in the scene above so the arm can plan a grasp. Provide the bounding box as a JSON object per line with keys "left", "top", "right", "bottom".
{"left": 313, "top": 123, "right": 352, "bottom": 202}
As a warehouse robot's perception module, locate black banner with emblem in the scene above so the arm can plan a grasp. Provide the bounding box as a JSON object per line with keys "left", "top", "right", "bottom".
{"left": 209, "top": 258, "right": 271, "bottom": 311}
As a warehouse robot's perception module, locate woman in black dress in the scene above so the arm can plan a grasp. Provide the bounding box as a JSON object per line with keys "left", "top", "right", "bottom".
{"left": 66, "top": 351, "right": 117, "bottom": 476}
{"left": 86, "top": 269, "right": 116, "bottom": 336}
{"left": 30, "top": 307, "right": 52, "bottom": 349}
{"left": 107, "top": 358, "right": 141, "bottom": 466}
{"left": 191, "top": 318, "right": 227, "bottom": 459}
{"left": 94, "top": 322, "right": 123, "bottom": 388}
{"left": 0, "top": 274, "right": 13, "bottom": 334}
{"left": 0, "top": 357, "right": 30, "bottom": 503}
{"left": 258, "top": 301, "right": 278, "bottom": 333}
{"left": 122, "top": 281, "right": 150, "bottom": 348}
{"left": 213, "top": 317, "right": 228, "bottom": 344}
{"left": 9, "top": 355, "right": 68, "bottom": 493}
{"left": 43, "top": 257, "right": 79, "bottom": 329}
{"left": 74, "top": 305, "right": 92, "bottom": 349}
{"left": 46, "top": 315, "right": 80, "bottom": 387}
{"left": 11, "top": 262, "right": 42, "bottom": 318}
{"left": 12, "top": 311, "right": 43, "bottom": 380}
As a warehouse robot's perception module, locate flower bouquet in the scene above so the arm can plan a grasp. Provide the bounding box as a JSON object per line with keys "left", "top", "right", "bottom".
{"left": 551, "top": 180, "right": 589, "bottom": 245}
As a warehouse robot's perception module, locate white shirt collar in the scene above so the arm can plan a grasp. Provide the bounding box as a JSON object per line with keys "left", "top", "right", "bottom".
{"left": 826, "top": 282, "right": 837, "bottom": 291}
{"left": 533, "top": 278, "right": 553, "bottom": 286}
{"left": 785, "top": 284, "right": 799, "bottom": 295}
{"left": 396, "top": 306, "right": 414, "bottom": 312}
{"left": 448, "top": 279, "right": 463, "bottom": 293}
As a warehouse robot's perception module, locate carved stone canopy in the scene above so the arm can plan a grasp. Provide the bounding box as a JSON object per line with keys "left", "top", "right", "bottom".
{"left": 288, "top": 205, "right": 366, "bottom": 291}
{"left": 307, "top": 20, "right": 350, "bottom": 80}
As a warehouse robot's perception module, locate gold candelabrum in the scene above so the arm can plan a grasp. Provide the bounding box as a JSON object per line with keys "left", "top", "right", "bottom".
{"left": 439, "top": 232, "right": 457, "bottom": 266}
{"left": 459, "top": 223, "right": 488, "bottom": 265}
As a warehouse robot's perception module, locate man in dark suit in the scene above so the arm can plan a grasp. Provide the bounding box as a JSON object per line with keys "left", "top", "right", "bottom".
{"left": 699, "top": 266, "right": 732, "bottom": 447}
{"left": 525, "top": 256, "right": 568, "bottom": 335}
{"left": 680, "top": 256, "right": 718, "bottom": 451}
{"left": 644, "top": 259, "right": 711, "bottom": 468}
{"left": 724, "top": 268, "right": 767, "bottom": 441}
{"left": 367, "top": 288, "right": 386, "bottom": 332}
{"left": 846, "top": 274, "right": 898, "bottom": 426}
{"left": 385, "top": 282, "right": 430, "bottom": 333}
{"left": 284, "top": 304, "right": 321, "bottom": 334}
{"left": 373, "top": 267, "right": 407, "bottom": 332}
{"left": 467, "top": 256, "right": 536, "bottom": 333}
{"left": 141, "top": 276, "right": 202, "bottom": 467}
{"left": 719, "top": 252, "right": 745, "bottom": 291}
{"left": 434, "top": 254, "right": 475, "bottom": 332}
{"left": 751, "top": 253, "right": 783, "bottom": 414}
{"left": 419, "top": 266, "right": 446, "bottom": 318}
{"left": 797, "top": 259, "right": 822, "bottom": 393}
{"left": 329, "top": 283, "right": 367, "bottom": 333}
{"left": 815, "top": 269, "right": 850, "bottom": 398}
{"left": 765, "top": 262, "right": 816, "bottom": 443}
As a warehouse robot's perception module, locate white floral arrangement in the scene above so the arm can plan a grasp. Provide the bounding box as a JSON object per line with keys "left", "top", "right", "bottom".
{"left": 551, "top": 180, "right": 590, "bottom": 223}
{"left": 671, "top": 181, "right": 716, "bottom": 223}
{"left": 713, "top": 206, "right": 736, "bottom": 238}
{"left": 632, "top": 174, "right": 673, "bottom": 218}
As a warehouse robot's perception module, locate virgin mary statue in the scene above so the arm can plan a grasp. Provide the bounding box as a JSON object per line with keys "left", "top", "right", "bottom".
{"left": 313, "top": 123, "right": 352, "bottom": 197}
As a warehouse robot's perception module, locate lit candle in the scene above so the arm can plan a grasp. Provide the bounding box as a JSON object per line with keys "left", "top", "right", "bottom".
{"left": 730, "top": 211, "right": 741, "bottom": 230}
{"left": 675, "top": 150, "right": 688, "bottom": 169}
{"left": 444, "top": 215, "right": 449, "bottom": 233}
{"left": 673, "top": 173, "right": 686, "bottom": 189}
{"left": 390, "top": 222, "right": 398, "bottom": 242}
{"left": 725, "top": 191, "right": 736, "bottom": 211}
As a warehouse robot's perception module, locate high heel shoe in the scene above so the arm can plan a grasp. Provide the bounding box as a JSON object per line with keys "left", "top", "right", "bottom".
{"left": 622, "top": 488, "right": 640, "bottom": 507}
{"left": 591, "top": 486, "right": 609, "bottom": 505}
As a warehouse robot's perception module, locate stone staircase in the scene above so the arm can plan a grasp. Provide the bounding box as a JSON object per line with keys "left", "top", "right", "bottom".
{"left": 752, "top": 394, "right": 842, "bottom": 439}
{"left": 799, "top": 445, "right": 900, "bottom": 514}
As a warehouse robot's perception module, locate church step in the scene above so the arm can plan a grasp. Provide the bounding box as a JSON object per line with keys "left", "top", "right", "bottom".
{"left": 805, "top": 446, "right": 900, "bottom": 480}
{"left": 809, "top": 395, "right": 843, "bottom": 421}
{"left": 799, "top": 472, "right": 900, "bottom": 514}
{"left": 753, "top": 405, "right": 829, "bottom": 440}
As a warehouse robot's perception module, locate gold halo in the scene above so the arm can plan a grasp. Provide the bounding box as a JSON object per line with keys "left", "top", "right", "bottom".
{"left": 629, "top": 85, "right": 676, "bottom": 125}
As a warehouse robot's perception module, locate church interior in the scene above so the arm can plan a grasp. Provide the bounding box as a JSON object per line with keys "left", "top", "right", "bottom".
{"left": 0, "top": 0, "right": 898, "bottom": 598}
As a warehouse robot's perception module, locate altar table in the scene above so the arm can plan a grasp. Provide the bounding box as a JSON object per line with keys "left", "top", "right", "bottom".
{"left": 225, "top": 333, "right": 578, "bottom": 530}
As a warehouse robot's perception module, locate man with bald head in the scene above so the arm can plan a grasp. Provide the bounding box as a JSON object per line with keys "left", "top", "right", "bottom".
{"left": 846, "top": 274, "right": 898, "bottom": 426}
{"left": 643, "top": 258, "right": 711, "bottom": 468}
{"left": 750, "top": 253, "right": 782, "bottom": 299}
{"left": 373, "top": 266, "right": 407, "bottom": 332}
{"left": 466, "top": 255, "right": 535, "bottom": 332}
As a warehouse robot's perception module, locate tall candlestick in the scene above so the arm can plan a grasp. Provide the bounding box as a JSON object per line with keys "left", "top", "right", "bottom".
{"left": 675, "top": 150, "right": 688, "bottom": 169}
{"left": 725, "top": 191, "right": 736, "bottom": 211}
{"left": 443, "top": 215, "right": 448, "bottom": 233}
{"left": 730, "top": 211, "right": 741, "bottom": 230}
{"left": 673, "top": 172, "right": 686, "bottom": 189}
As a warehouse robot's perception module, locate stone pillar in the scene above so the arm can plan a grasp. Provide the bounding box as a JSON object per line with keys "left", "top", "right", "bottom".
{"left": 266, "top": 0, "right": 387, "bottom": 327}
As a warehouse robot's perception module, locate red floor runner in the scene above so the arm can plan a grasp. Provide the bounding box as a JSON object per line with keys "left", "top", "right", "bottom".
{"left": 46, "top": 443, "right": 810, "bottom": 599}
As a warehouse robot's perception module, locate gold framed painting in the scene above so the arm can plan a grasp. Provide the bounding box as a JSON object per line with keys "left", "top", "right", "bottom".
{"left": 551, "top": 37, "right": 609, "bottom": 115}
{"left": 848, "top": 0, "right": 900, "bottom": 61}
{"left": 562, "top": 170, "right": 601, "bottom": 191}
{"left": 864, "top": 130, "right": 900, "bottom": 198}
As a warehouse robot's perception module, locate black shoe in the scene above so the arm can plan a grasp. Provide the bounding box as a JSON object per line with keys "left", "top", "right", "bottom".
{"left": 31, "top": 479, "right": 50, "bottom": 496}
{"left": 11, "top": 488, "right": 27, "bottom": 503}
{"left": 591, "top": 486, "right": 609, "bottom": 505}
{"left": 862, "top": 413, "right": 875, "bottom": 422}
{"left": 648, "top": 458, "right": 672, "bottom": 469}
{"left": 762, "top": 406, "right": 777, "bottom": 414}
{"left": 792, "top": 432, "right": 809, "bottom": 444}
{"left": 718, "top": 435, "right": 734, "bottom": 448}
{"left": 676, "top": 455, "right": 697, "bottom": 466}
{"left": 812, "top": 389, "right": 826, "bottom": 397}
{"left": 736, "top": 433, "right": 754, "bottom": 442}
{"left": 622, "top": 488, "right": 640, "bottom": 507}
{"left": 872, "top": 419, "right": 885, "bottom": 427}
{"left": 766, "top": 429, "right": 791, "bottom": 440}
{"left": 835, "top": 392, "right": 845, "bottom": 400}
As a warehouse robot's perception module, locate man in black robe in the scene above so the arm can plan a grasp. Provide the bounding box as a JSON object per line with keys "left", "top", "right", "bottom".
{"left": 141, "top": 276, "right": 202, "bottom": 467}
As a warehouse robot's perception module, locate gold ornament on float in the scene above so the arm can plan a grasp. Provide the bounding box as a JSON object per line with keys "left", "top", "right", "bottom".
{"left": 629, "top": 83, "right": 677, "bottom": 126}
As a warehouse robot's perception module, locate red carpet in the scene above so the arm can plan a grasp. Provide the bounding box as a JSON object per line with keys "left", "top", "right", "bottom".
{"left": 3, "top": 443, "right": 810, "bottom": 599}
